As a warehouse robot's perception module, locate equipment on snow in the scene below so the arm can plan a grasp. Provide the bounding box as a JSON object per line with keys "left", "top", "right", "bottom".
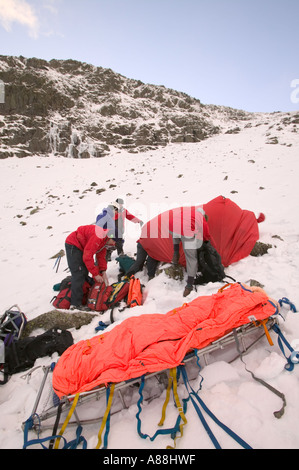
{"left": 51, "top": 276, "right": 93, "bottom": 310}
{"left": 2, "top": 328, "right": 73, "bottom": 383}
{"left": 87, "top": 282, "right": 113, "bottom": 312}
{"left": 127, "top": 276, "right": 143, "bottom": 308}
{"left": 195, "top": 241, "right": 235, "bottom": 285}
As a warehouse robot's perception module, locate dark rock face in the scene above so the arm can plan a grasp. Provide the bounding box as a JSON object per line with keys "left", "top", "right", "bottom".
{"left": 0, "top": 55, "right": 251, "bottom": 159}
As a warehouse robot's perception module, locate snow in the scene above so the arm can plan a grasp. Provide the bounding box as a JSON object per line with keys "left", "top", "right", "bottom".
{"left": 0, "top": 111, "right": 299, "bottom": 451}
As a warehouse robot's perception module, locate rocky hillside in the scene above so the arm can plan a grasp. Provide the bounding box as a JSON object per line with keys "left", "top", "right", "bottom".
{"left": 0, "top": 55, "right": 296, "bottom": 159}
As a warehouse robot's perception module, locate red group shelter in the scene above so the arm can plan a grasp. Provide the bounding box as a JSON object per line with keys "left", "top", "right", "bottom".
{"left": 139, "top": 196, "right": 264, "bottom": 267}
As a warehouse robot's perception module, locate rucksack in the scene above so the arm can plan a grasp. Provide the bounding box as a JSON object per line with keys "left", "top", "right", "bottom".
{"left": 195, "top": 241, "right": 227, "bottom": 285}
{"left": 87, "top": 282, "right": 114, "bottom": 312}
{"left": 0, "top": 305, "right": 27, "bottom": 347}
{"left": 127, "top": 276, "right": 143, "bottom": 308}
{"left": 116, "top": 254, "right": 135, "bottom": 276}
{"left": 107, "top": 280, "right": 130, "bottom": 307}
{"left": 107, "top": 280, "right": 130, "bottom": 323}
{"left": 1, "top": 328, "right": 73, "bottom": 384}
{"left": 51, "top": 277, "right": 93, "bottom": 310}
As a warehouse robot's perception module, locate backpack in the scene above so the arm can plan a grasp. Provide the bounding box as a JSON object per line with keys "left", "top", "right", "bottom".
{"left": 87, "top": 282, "right": 114, "bottom": 312}
{"left": 1, "top": 328, "right": 73, "bottom": 384}
{"left": 195, "top": 241, "right": 227, "bottom": 285}
{"left": 51, "top": 277, "right": 93, "bottom": 309}
{"left": 107, "top": 280, "right": 130, "bottom": 323}
{"left": 116, "top": 254, "right": 135, "bottom": 275}
{"left": 107, "top": 280, "right": 130, "bottom": 307}
{"left": 0, "top": 305, "right": 27, "bottom": 347}
{"left": 127, "top": 276, "right": 143, "bottom": 308}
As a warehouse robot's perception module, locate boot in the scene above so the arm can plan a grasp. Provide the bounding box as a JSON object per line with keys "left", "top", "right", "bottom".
{"left": 183, "top": 284, "right": 193, "bottom": 297}
{"left": 70, "top": 304, "right": 91, "bottom": 312}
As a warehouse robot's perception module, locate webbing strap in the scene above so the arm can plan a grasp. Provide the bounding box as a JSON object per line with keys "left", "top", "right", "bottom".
{"left": 278, "top": 297, "right": 296, "bottom": 312}
{"left": 136, "top": 369, "right": 188, "bottom": 446}
{"left": 158, "top": 371, "right": 173, "bottom": 426}
{"left": 272, "top": 324, "right": 299, "bottom": 372}
{"left": 95, "top": 384, "right": 115, "bottom": 449}
{"left": 54, "top": 393, "right": 80, "bottom": 449}
{"left": 23, "top": 421, "right": 68, "bottom": 449}
{"left": 233, "top": 329, "right": 286, "bottom": 419}
{"left": 181, "top": 367, "right": 252, "bottom": 449}
{"left": 258, "top": 319, "right": 274, "bottom": 346}
{"left": 166, "top": 368, "right": 188, "bottom": 449}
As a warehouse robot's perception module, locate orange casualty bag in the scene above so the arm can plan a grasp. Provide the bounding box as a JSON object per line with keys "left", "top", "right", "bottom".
{"left": 127, "top": 276, "right": 143, "bottom": 308}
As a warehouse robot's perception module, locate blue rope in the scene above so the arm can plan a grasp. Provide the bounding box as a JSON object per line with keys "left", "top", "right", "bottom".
{"left": 278, "top": 297, "right": 297, "bottom": 313}
{"left": 135, "top": 375, "right": 188, "bottom": 442}
{"left": 180, "top": 367, "right": 252, "bottom": 449}
{"left": 272, "top": 324, "right": 299, "bottom": 371}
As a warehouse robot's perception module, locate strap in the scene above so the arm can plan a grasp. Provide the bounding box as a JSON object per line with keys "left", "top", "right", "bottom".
{"left": 136, "top": 370, "right": 188, "bottom": 446}
{"left": 233, "top": 329, "right": 286, "bottom": 419}
{"left": 95, "top": 383, "right": 115, "bottom": 449}
{"left": 166, "top": 368, "right": 188, "bottom": 449}
{"left": 278, "top": 297, "right": 296, "bottom": 312}
{"left": 181, "top": 366, "right": 252, "bottom": 449}
{"left": 255, "top": 319, "right": 274, "bottom": 346}
{"left": 49, "top": 402, "right": 63, "bottom": 449}
{"left": 54, "top": 393, "right": 80, "bottom": 449}
{"left": 64, "top": 425, "right": 87, "bottom": 449}
{"left": 23, "top": 414, "right": 68, "bottom": 449}
{"left": 272, "top": 324, "right": 299, "bottom": 371}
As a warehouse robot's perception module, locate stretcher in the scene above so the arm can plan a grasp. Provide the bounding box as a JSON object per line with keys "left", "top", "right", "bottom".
{"left": 22, "top": 289, "right": 298, "bottom": 449}
{"left": 22, "top": 316, "right": 280, "bottom": 444}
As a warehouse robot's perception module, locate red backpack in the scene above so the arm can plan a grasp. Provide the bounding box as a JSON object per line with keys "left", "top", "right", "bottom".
{"left": 52, "top": 277, "right": 91, "bottom": 310}
{"left": 87, "top": 282, "right": 113, "bottom": 312}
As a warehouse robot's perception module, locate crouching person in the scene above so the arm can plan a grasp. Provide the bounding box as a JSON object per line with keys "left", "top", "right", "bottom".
{"left": 65, "top": 225, "right": 116, "bottom": 310}
{"left": 125, "top": 242, "right": 159, "bottom": 280}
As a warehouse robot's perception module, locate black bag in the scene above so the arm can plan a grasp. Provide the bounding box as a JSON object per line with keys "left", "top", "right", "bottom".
{"left": 1, "top": 328, "right": 73, "bottom": 383}
{"left": 195, "top": 241, "right": 227, "bottom": 285}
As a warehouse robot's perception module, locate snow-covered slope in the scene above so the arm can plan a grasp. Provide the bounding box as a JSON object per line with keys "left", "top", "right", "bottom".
{"left": 0, "top": 111, "right": 298, "bottom": 449}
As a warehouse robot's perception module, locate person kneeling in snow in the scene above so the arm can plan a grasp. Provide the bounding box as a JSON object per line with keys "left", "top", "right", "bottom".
{"left": 65, "top": 225, "right": 116, "bottom": 311}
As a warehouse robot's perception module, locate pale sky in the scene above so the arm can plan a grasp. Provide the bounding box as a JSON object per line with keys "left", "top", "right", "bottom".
{"left": 0, "top": 0, "right": 298, "bottom": 112}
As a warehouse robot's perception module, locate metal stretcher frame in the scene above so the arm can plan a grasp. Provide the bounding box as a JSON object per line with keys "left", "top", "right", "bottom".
{"left": 23, "top": 316, "right": 278, "bottom": 434}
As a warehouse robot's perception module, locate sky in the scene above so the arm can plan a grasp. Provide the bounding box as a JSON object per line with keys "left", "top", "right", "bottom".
{"left": 0, "top": 0, "right": 298, "bottom": 113}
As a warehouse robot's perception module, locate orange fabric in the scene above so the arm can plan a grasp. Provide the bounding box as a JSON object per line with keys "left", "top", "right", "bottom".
{"left": 52, "top": 284, "right": 278, "bottom": 398}
{"left": 127, "top": 277, "right": 143, "bottom": 307}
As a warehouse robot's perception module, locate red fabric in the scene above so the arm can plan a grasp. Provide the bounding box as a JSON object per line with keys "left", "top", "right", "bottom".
{"left": 203, "top": 196, "right": 260, "bottom": 267}
{"left": 65, "top": 225, "right": 109, "bottom": 277}
{"left": 115, "top": 208, "right": 141, "bottom": 226}
{"left": 257, "top": 213, "right": 266, "bottom": 223}
{"left": 52, "top": 283, "right": 277, "bottom": 398}
{"left": 139, "top": 206, "right": 210, "bottom": 266}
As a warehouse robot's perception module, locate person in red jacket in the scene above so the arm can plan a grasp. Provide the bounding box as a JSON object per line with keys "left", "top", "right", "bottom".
{"left": 170, "top": 206, "right": 210, "bottom": 297}
{"left": 65, "top": 225, "right": 115, "bottom": 310}
{"left": 113, "top": 198, "right": 143, "bottom": 255}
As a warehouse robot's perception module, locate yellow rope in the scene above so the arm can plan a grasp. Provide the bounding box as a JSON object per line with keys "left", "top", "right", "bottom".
{"left": 95, "top": 384, "right": 115, "bottom": 449}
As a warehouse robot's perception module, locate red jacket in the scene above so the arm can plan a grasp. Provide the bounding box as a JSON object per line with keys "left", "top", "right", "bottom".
{"left": 138, "top": 206, "right": 210, "bottom": 265}
{"left": 65, "top": 225, "right": 108, "bottom": 277}
{"left": 168, "top": 206, "right": 210, "bottom": 240}
{"left": 114, "top": 208, "right": 141, "bottom": 236}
